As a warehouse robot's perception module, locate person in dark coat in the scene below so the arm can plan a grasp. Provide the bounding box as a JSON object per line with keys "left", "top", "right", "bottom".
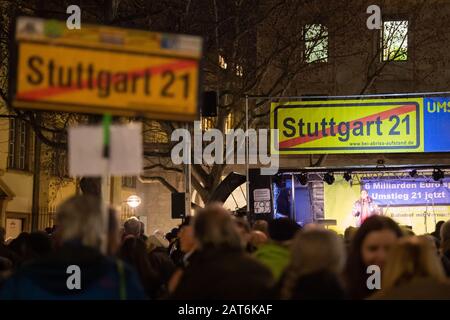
{"left": 289, "top": 271, "right": 347, "bottom": 300}
{"left": 147, "top": 245, "right": 176, "bottom": 286}
{"left": 119, "top": 237, "right": 160, "bottom": 299}
{"left": 0, "top": 195, "right": 146, "bottom": 300}
{"left": 170, "top": 204, "right": 274, "bottom": 300}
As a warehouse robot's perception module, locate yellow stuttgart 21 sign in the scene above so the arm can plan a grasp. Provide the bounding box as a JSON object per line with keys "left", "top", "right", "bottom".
{"left": 11, "top": 16, "right": 202, "bottom": 121}
{"left": 271, "top": 98, "right": 425, "bottom": 154}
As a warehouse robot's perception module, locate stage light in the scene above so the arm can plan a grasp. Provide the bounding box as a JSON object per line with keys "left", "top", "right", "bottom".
{"left": 409, "top": 169, "right": 417, "bottom": 177}
{"left": 432, "top": 168, "right": 444, "bottom": 181}
{"left": 323, "top": 172, "right": 335, "bottom": 185}
{"left": 343, "top": 171, "right": 352, "bottom": 182}
{"left": 298, "top": 173, "right": 308, "bottom": 185}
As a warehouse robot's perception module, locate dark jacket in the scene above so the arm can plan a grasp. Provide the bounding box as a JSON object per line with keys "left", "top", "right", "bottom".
{"left": 0, "top": 242, "right": 146, "bottom": 300}
{"left": 148, "top": 247, "right": 176, "bottom": 283}
{"left": 289, "top": 271, "right": 347, "bottom": 300}
{"left": 0, "top": 244, "right": 19, "bottom": 267}
{"left": 171, "top": 246, "right": 274, "bottom": 300}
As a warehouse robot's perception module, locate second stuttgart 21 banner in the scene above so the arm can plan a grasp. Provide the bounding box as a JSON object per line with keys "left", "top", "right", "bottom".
{"left": 271, "top": 97, "right": 450, "bottom": 154}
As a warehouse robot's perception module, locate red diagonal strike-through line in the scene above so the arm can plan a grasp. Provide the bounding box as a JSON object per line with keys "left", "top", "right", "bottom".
{"left": 278, "top": 104, "right": 416, "bottom": 149}
{"left": 17, "top": 59, "right": 197, "bottom": 101}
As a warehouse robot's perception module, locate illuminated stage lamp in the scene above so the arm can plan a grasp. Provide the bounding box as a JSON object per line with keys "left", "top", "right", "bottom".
{"left": 343, "top": 171, "right": 352, "bottom": 182}
{"left": 432, "top": 169, "right": 444, "bottom": 182}
{"left": 323, "top": 172, "right": 335, "bottom": 185}
{"left": 298, "top": 173, "right": 308, "bottom": 185}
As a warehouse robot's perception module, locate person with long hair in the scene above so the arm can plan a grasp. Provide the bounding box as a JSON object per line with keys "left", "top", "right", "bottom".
{"left": 119, "top": 237, "right": 160, "bottom": 299}
{"left": 343, "top": 215, "right": 402, "bottom": 299}
{"left": 373, "top": 236, "right": 450, "bottom": 299}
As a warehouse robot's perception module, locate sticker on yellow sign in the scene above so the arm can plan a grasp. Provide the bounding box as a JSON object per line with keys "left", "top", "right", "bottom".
{"left": 270, "top": 98, "right": 425, "bottom": 154}
{"left": 11, "top": 17, "right": 202, "bottom": 121}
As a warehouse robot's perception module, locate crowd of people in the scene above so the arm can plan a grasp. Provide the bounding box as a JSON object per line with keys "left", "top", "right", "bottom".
{"left": 1, "top": 194, "right": 450, "bottom": 300}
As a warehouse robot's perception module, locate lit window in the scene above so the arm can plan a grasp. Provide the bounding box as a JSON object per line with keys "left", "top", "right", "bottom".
{"left": 8, "top": 118, "right": 31, "bottom": 171}
{"left": 219, "top": 55, "right": 228, "bottom": 69}
{"left": 122, "top": 176, "right": 137, "bottom": 188}
{"left": 225, "top": 113, "right": 233, "bottom": 133}
{"left": 304, "top": 24, "right": 328, "bottom": 63}
{"left": 201, "top": 117, "right": 214, "bottom": 131}
{"left": 144, "top": 121, "right": 168, "bottom": 144}
{"left": 382, "top": 20, "right": 408, "bottom": 61}
{"left": 51, "top": 133, "right": 68, "bottom": 177}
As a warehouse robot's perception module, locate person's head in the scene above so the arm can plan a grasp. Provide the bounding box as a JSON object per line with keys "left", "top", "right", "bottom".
{"left": 344, "top": 215, "right": 402, "bottom": 299}
{"left": 281, "top": 229, "right": 345, "bottom": 299}
{"left": 249, "top": 230, "right": 268, "bottom": 249}
{"left": 440, "top": 220, "right": 450, "bottom": 254}
{"left": 381, "top": 236, "right": 446, "bottom": 292}
{"left": 165, "top": 230, "right": 176, "bottom": 243}
{"left": 8, "top": 232, "right": 30, "bottom": 257}
{"left": 355, "top": 216, "right": 402, "bottom": 268}
{"left": 252, "top": 220, "right": 269, "bottom": 236}
{"left": 344, "top": 226, "right": 357, "bottom": 244}
{"left": 400, "top": 225, "right": 415, "bottom": 237}
{"left": 360, "top": 189, "right": 369, "bottom": 200}
{"left": 24, "top": 231, "right": 52, "bottom": 259}
{"left": 54, "top": 195, "right": 106, "bottom": 252}
{"left": 179, "top": 218, "right": 196, "bottom": 253}
{"left": 291, "top": 229, "right": 345, "bottom": 276}
{"left": 79, "top": 177, "right": 101, "bottom": 197}
{"left": 123, "top": 216, "right": 141, "bottom": 238}
{"left": 268, "top": 218, "right": 301, "bottom": 243}
{"left": 193, "top": 203, "right": 242, "bottom": 251}
{"left": 435, "top": 221, "right": 445, "bottom": 234}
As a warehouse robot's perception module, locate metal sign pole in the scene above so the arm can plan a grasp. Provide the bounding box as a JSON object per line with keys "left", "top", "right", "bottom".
{"left": 185, "top": 122, "right": 192, "bottom": 217}
{"left": 246, "top": 96, "right": 250, "bottom": 213}
{"left": 101, "top": 114, "right": 112, "bottom": 255}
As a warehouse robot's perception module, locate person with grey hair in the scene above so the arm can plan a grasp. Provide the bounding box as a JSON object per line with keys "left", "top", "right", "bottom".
{"left": 0, "top": 195, "right": 146, "bottom": 300}
{"left": 279, "top": 229, "right": 347, "bottom": 299}
{"left": 170, "top": 204, "right": 274, "bottom": 299}
{"left": 123, "top": 216, "right": 141, "bottom": 240}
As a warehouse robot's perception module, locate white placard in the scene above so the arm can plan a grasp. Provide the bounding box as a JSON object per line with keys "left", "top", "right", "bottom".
{"left": 69, "top": 123, "right": 143, "bottom": 176}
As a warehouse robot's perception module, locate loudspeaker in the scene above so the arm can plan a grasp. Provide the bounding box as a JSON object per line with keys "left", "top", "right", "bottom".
{"left": 201, "top": 91, "right": 218, "bottom": 117}
{"left": 171, "top": 192, "right": 186, "bottom": 219}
